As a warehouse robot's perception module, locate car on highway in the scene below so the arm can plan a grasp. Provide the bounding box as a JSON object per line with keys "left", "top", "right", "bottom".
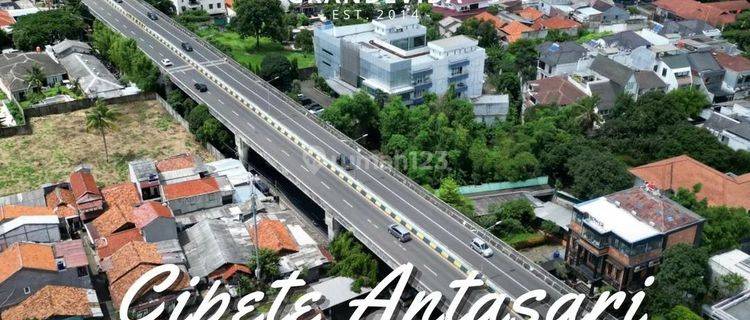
{"left": 307, "top": 104, "right": 324, "bottom": 115}
{"left": 194, "top": 83, "right": 208, "bottom": 92}
{"left": 181, "top": 42, "right": 193, "bottom": 52}
{"left": 471, "top": 238, "right": 493, "bottom": 258}
{"left": 336, "top": 154, "right": 353, "bottom": 171}
{"left": 114, "top": 0, "right": 123, "bottom": 3}
{"left": 160, "top": 59, "right": 173, "bottom": 67}
{"left": 147, "top": 11, "right": 158, "bottom": 20}
{"left": 388, "top": 224, "right": 411, "bottom": 242}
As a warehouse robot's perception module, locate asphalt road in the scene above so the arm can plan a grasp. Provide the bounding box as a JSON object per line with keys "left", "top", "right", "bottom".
{"left": 85, "top": 0, "right": 569, "bottom": 315}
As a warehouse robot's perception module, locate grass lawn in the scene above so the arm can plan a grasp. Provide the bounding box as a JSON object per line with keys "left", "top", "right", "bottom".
{"left": 18, "top": 85, "right": 85, "bottom": 109}
{"left": 503, "top": 231, "right": 547, "bottom": 249}
{"left": 0, "top": 100, "right": 215, "bottom": 196}
{"left": 197, "top": 28, "right": 315, "bottom": 69}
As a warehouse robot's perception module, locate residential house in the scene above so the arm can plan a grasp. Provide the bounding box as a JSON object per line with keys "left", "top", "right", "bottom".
{"left": 474, "top": 11, "right": 508, "bottom": 30}
{"left": 600, "top": 30, "right": 651, "bottom": 51}
{"left": 517, "top": 7, "right": 544, "bottom": 22}
{"left": 0, "top": 242, "right": 94, "bottom": 310}
{"left": 60, "top": 53, "right": 125, "bottom": 98}
{"left": 500, "top": 20, "right": 535, "bottom": 43}
{"left": 703, "top": 111, "right": 750, "bottom": 151}
{"left": 70, "top": 168, "right": 104, "bottom": 220}
{"left": 106, "top": 241, "right": 193, "bottom": 316}
{"left": 709, "top": 250, "right": 750, "bottom": 291}
{"left": 131, "top": 202, "right": 177, "bottom": 243}
{"left": 687, "top": 50, "right": 730, "bottom": 102}
{"left": 657, "top": 19, "right": 722, "bottom": 40}
{"left": 162, "top": 177, "right": 223, "bottom": 215}
{"left": 95, "top": 228, "right": 144, "bottom": 260}
{"left": 591, "top": 0, "right": 629, "bottom": 25}
{"left": 434, "top": 0, "right": 492, "bottom": 14}
{"left": 629, "top": 155, "right": 750, "bottom": 210}
{"left": 566, "top": 187, "right": 705, "bottom": 293}
{"left": 714, "top": 52, "right": 750, "bottom": 100}
{"left": 522, "top": 75, "right": 587, "bottom": 110}
{"left": 156, "top": 153, "right": 207, "bottom": 185}
{"left": 537, "top": 41, "right": 589, "bottom": 78}
{"left": 706, "top": 289, "right": 750, "bottom": 320}
{"left": 531, "top": 16, "right": 581, "bottom": 38}
{"left": 128, "top": 159, "right": 161, "bottom": 201}
{"left": 567, "top": 71, "right": 620, "bottom": 116}
{"left": 45, "top": 185, "right": 84, "bottom": 232}
{"left": 653, "top": 53, "right": 693, "bottom": 91}
{"left": 314, "top": 17, "right": 488, "bottom": 104}
{"left": 0, "top": 10, "right": 14, "bottom": 32}
{"left": 179, "top": 219, "right": 253, "bottom": 285}
{"left": 590, "top": 55, "right": 667, "bottom": 97}
{"left": 250, "top": 219, "right": 300, "bottom": 256}
{"left": 45, "top": 39, "right": 92, "bottom": 59}
{"left": 0, "top": 205, "right": 61, "bottom": 251}
{"left": 0, "top": 285, "right": 103, "bottom": 320}
{"left": 472, "top": 94, "right": 510, "bottom": 124}
{"left": 653, "top": 0, "right": 750, "bottom": 27}
{"left": 170, "top": 0, "right": 226, "bottom": 15}
{"left": 437, "top": 16, "right": 462, "bottom": 37}
{"left": 0, "top": 52, "right": 67, "bottom": 101}
{"left": 571, "top": 6, "right": 602, "bottom": 26}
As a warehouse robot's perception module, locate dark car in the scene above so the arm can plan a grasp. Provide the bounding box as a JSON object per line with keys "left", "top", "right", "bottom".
{"left": 336, "top": 154, "right": 353, "bottom": 171}
{"left": 181, "top": 42, "right": 193, "bottom": 52}
{"left": 253, "top": 180, "right": 271, "bottom": 196}
{"left": 194, "top": 83, "right": 208, "bottom": 92}
{"left": 147, "top": 11, "right": 158, "bottom": 20}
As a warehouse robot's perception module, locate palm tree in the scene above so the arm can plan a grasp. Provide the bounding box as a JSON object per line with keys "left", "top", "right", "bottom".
{"left": 85, "top": 101, "right": 120, "bottom": 162}
{"left": 572, "top": 95, "right": 603, "bottom": 136}
{"left": 23, "top": 64, "right": 46, "bottom": 93}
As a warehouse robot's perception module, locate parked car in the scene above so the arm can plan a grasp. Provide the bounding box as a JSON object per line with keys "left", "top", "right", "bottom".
{"left": 181, "top": 42, "right": 193, "bottom": 52}
{"left": 194, "top": 83, "right": 208, "bottom": 92}
{"left": 160, "top": 59, "right": 172, "bottom": 67}
{"left": 470, "top": 238, "right": 493, "bottom": 258}
{"left": 336, "top": 154, "right": 353, "bottom": 171}
{"left": 147, "top": 11, "right": 158, "bottom": 20}
{"left": 388, "top": 224, "right": 411, "bottom": 242}
{"left": 253, "top": 180, "right": 271, "bottom": 196}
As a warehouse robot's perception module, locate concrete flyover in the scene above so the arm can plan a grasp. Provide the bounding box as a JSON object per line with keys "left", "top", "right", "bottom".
{"left": 84, "top": 0, "right": 615, "bottom": 317}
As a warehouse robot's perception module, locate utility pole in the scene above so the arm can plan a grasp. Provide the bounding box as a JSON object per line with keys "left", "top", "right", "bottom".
{"left": 251, "top": 187, "right": 261, "bottom": 280}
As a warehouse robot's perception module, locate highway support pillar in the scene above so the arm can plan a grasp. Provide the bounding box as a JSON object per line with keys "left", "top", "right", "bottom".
{"left": 236, "top": 136, "right": 250, "bottom": 167}
{"left": 325, "top": 211, "right": 341, "bottom": 241}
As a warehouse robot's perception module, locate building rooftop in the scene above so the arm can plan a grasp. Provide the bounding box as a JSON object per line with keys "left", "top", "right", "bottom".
{"left": 0, "top": 204, "right": 54, "bottom": 220}
{"left": 131, "top": 202, "right": 173, "bottom": 229}
{"left": 590, "top": 55, "right": 633, "bottom": 89}
{"left": 45, "top": 186, "right": 79, "bottom": 219}
{"left": 90, "top": 185, "right": 141, "bottom": 238}
{"left": 654, "top": 0, "right": 750, "bottom": 26}
{"left": 106, "top": 241, "right": 162, "bottom": 283}
{"left": 250, "top": 219, "right": 300, "bottom": 254}
{"left": 310, "top": 277, "right": 372, "bottom": 310}
{"left": 0, "top": 285, "right": 101, "bottom": 320}
{"left": 53, "top": 239, "right": 88, "bottom": 269}
{"left": 156, "top": 153, "right": 199, "bottom": 173}
{"left": 714, "top": 51, "right": 750, "bottom": 72}
{"left": 163, "top": 176, "right": 221, "bottom": 201}
{"left": 710, "top": 249, "right": 750, "bottom": 283}
{"left": 59, "top": 53, "right": 123, "bottom": 97}
{"left": 630, "top": 155, "right": 750, "bottom": 209}
{"left": 0, "top": 242, "right": 57, "bottom": 283}
{"left": 428, "top": 35, "right": 478, "bottom": 51}
{"left": 501, "top": 20, "right": 534, "bottom": 43}
{"left": 527, "top": 75, "right": 588, "bottom": 106}
{"left": 518, "top": 7, "right": 543, "bottom": 21}
{"left": 179, "top": 218, "right": 253, "bottom": 278}
{"left": 0, "top": 52, "right": 66, "bottom": 92}
{"left": 708, "top": 289, "right": 750, "bottom": 320}
{"left": 95, "top": 228, "right": 144, "bottom": 260}
{"left": 661, "top": 53, "right": 691, "bottom": 69}
{"left": 473, "top": 12, "right": 507, "bottom": 29}
{"left": 634, "top": 70, "right": 667, "bottom": 91}
{"left": 687, "top": 51, "right": 723, "bottom": 72}
{"left": 532, "top": 16, "right": 581, "bottom": 31}
{"left": 601, "top": 30, "right": 651, "bottom": 51}
{"left": 538, "top": 41, "right": 588, "bottom": 66}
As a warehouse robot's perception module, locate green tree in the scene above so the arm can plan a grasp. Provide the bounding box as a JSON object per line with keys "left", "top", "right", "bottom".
{"left": 711, "top": 273, "right": 746, "bottom": 300}
{"left": 294, "top": 29, "right": 314, "bottom": 52}
{"left": 488, "top": 199, "right": 535, "bottom": 236}
{"left": 664, "top": 305, "right": 702, "bottom": 320}
{"left": 486, "top": 4, "right": 500, "bottom": 15}
{"left": 723, "top": 11, "right": 750, "bottom": 53}
{"left": 12, "top": 9, "right": 86, "bottom": 51}
{"left": 85, "top": 101, "right": 120, "bottom": 162}
{"left": 571, "top": 95, "right": 603, "bottom": 136}
{"left": 23, "top": 64, "right": 46, "bottom": 93}
{"left": 566, "top": 148, "right": 632, "bottom": 199}
{"left": 647, "top": 244, "right": 709, "bottom": 315}
{"left": 436, "top": 178, "right": 474, "bottom": 216}
{"left": 247, "top": 248, "right": 280, "bottom": 282}
{"left": 234, "top": 0, "right": 285, "bottom": 48}
{"left": 187, "top": 104, "right": 211, "bottom": 134}
{"left": 664, "top": 86, "right": 710, "bottom": 118}
{"left": 259, "top": 53, "right": 296, "bottom": 91}
{"left": 176, "top": 9, "right": 212, "bottom": 31}
{"left": 321, "top": 91, "right": 381, "bottom": 148}
{"left": 327, "top": 231, "right": 378, "bottom": 292}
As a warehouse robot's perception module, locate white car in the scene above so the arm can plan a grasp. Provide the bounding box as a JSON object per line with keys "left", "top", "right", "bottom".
{"left": 471, "top": 238, "right": 493, "bottom": 258}
{"left": 160, "top": 59, "right": 173, "bottom": 67}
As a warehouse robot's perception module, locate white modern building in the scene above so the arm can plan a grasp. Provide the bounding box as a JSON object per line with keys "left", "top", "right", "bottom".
{"left": 170, "top": 0, "right": 226, "bottom": 15}
{"left": 314, "top": 17, "right": 486, "bottom": 105}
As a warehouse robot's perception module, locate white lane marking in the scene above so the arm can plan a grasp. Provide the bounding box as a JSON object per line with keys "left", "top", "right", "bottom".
{"left": 148, "top": 44, "right": 154, "bottom": 49}
{"left": 423, "top": 264, "right": 438, "bottom": 276}
{"left": 300, "top": 165, "right": 310, "bottom": 173}
{"left": 342, "top": 199, "right": 354, "bottom": 208}
{"left": 320, "top": 181, "right": 331, "bottom": 190}
{"left": 265, "top": 137, "right": 272, "bottom": 143}
{"left": 247, "top": 122, "right": 256, "bottom": 130}
{"left": 217, "top": 99, "right": 224, "bottom": 105}
{"left": 281, "top": 150, "right": 290, "bottom": 157}
{"left": 232, "top": 110, "right": 239, "bottom": 116}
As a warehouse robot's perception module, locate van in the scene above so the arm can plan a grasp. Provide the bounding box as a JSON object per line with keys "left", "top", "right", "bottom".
{"left": 388, "top": 224, "right": 411, "bottom": 242}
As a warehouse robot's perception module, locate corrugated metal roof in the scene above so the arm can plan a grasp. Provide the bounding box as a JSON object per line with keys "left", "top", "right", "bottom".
{"left": 179, "top": 219, "right": 253, "bottom": 278}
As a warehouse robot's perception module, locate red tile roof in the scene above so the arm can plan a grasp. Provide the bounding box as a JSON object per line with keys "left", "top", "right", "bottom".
{"left": 0, "top": 10, "right": 15, "bottom": 28}
{"left": 533, "top": 16, "right": 581, "bottom": 30}
{"left": 131, "top": 202, "right": 174, "bottom": 229}
{"left": 654, "top": 0, "right": 750, "bottom": 26}
{"left": 92, "top": 183, "right": 141, "bottom": 237}
{"left": 95, "top": 228, "right": 145, "bottom": 260}
{"left": 163, "top": 177, "right": 220, "bottom": 201}
{"left": 45, "top": 187, "right": 79, "bottom": 218}
{"left": 473, "top": 12, "right": 508, "bottom": 29}
{"left": 629, "top": 155, "right": 750, "bottom": 209}
{"left": 156, "top": 153, "right": 196, "bottom": 172}
{"left": 0, "top": 205, "right": 54, "bottom": 220}
{"left": 0, "top": 243, "right": 57, "bottom": 283}
{"left": 106, "top": 241, "right": 162, "bottom": 283}
{"left": 208, "top": 263, "right": 252, "bottom": 282}
{"left": 606, "top": 187, "right": 702, "bottom": 233}
{"left": 500, "top": 21, "right": 534, "bottom": 43}
{"left": 1, "top": 285, "right": 94, "bottom": 320}
{"left": 526, "top": 76, "right": 587, "bottom": 106}
{"left": 714, "top": 51, "right": 750, "bottom": 72}
{"left": 518, "top": 7, "right": 544, "bottom": 21}
{"left": 53, "top": 239, "right": 88, "bottom": 268}
{"left": 250, "top": 219, "right": 299, "bottom": 254}
{"left": 109, "top": 264, "right": 191, "bottom": 307}
{"left": 70, "top": 170, "right": 103, "bottom": 212}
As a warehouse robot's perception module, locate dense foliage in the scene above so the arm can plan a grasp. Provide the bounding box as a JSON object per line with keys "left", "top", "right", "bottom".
{"left": 233, "top": 0, "right": 285, "bottom": 47}
{"left": 166, "top": 89, "right": 235, "bottom": 155}
{"left": 646, "top": 244, "right": 709, "bottom": 315}
{"left": 91, "top": 21, "right": 161, "bottom": 92}
{"left": 723, "top": 11, "right": 750, "bottom": 55}
{"left": 258, "top": 53, "right": 297, "bottom": 91}
{"left": 12, "top": 9, "right": 86, "bottom": 51}
{"left": 327, "top": 231, "right": 378, "bottom": 292}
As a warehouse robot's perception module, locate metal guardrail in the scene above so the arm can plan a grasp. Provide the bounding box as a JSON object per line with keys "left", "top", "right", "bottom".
{"left": 98, "top": 2, "right": 615, "bottom": 318}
